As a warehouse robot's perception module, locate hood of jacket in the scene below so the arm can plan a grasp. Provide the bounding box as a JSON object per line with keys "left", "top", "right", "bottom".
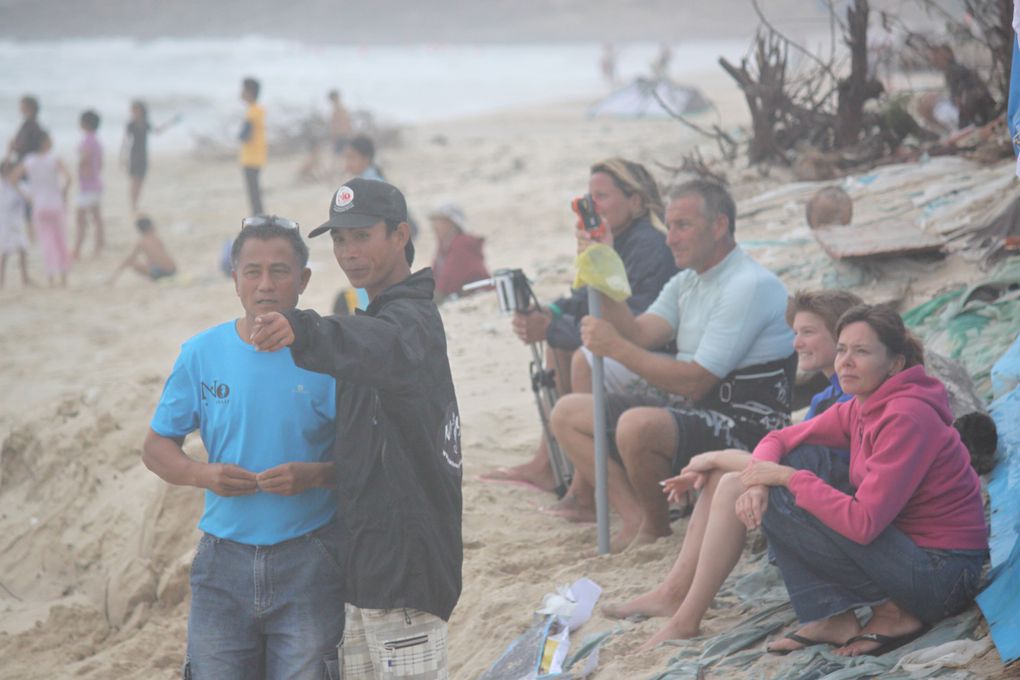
{"left": 858, "top": 364, "right": 953, "bottom": 426}
{"left": 364, "top": 267, "right": 436, "bottom": 315}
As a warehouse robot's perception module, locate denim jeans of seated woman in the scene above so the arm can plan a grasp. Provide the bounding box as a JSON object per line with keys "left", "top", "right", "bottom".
{"left": 761, "top": 445, "right": 986, "bottom": 625}
{"left": 184, "top": 520, "right": 346, "bottom": 680}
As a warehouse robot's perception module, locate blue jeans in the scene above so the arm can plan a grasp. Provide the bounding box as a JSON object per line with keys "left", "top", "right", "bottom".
{"left": 184, "top": 520, "right": 345, "bottom": 680}
{"left": 761, "top": 445, "right": 986, "bottom": 625}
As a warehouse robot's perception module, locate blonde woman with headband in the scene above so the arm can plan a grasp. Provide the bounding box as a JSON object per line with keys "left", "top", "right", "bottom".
{"left": 482, "top": 158, "right": 678, "bottom": 518}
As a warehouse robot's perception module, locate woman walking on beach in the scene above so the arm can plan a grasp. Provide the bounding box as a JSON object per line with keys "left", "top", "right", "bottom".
{"left": 122, "top": 100, "right": 176, "bottom": 211}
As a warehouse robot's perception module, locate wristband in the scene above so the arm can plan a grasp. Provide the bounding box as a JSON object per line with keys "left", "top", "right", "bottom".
{"left": 547, "top": 302, "right": 563, "bottom": 319}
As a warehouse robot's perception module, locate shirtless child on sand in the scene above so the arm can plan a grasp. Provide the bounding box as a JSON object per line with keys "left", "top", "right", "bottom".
{"left": 109, "top": 215, "right": 176, "bottom": 283}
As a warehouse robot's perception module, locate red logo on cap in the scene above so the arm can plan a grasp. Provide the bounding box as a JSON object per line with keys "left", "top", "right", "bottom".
{"left": 335, "top": 186, "right": 354, "bottom": 209}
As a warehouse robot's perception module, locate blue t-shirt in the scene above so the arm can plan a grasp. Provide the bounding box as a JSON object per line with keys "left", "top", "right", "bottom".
{"left": 151, "top": 321, "right": 337, "bottom": 545}
{"left": 645, "top": 246, "right": 794, "bottom": 378}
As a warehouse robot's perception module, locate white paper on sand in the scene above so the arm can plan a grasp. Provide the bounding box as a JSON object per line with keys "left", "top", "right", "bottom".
{"left": 534, "top": 578, "right": 603, "bottom": 676}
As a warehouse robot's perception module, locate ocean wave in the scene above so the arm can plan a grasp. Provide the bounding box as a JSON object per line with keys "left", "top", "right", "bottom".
{"left": 0, "top": 36, "right": 745, "bottom": 156}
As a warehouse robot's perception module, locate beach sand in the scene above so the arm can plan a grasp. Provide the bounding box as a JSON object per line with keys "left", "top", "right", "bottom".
{"left": 0, "top": 67, "right": 1012, "bottom": 679}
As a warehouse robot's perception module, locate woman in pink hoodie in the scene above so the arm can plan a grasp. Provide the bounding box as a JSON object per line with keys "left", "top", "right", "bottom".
{"left": 738, "top": 304, "right": 987, "bottom": 657}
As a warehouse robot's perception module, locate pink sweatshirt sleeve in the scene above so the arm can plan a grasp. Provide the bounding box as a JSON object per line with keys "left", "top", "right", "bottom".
{"left": 751, "top": 400, "right": 853, "bottom": 463}
{"left": 788, "top": 405, "right": 939, "bottom": 544}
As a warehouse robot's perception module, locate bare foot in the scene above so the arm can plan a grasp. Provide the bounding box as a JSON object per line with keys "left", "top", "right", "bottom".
{"left": 602, "top": 590, "right": 680, "bottom": 620}
{"left": 834, "top": 602, "right": 924, "bottom": 657}
{"left": 479, "top": 462, "right": 556, "bottom": 494}
{"left": 629, "top": 530, "right": 668, "bottom": 549}
{"left": 767, "top": 611, "right": 861, "bottom": 653}
{"left": 539, "top": 494, "right": 596, "bottom": 523}
{"left": 609, "top": 528, "right": 668, "bottom": 554}
{"left": 636, "top": 618, "right": 701, "bottom": 652}
{"left": 609, "top": 527, "right": 638, "bottom": 553}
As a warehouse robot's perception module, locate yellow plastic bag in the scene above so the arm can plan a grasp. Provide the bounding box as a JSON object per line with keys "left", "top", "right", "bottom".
{"left": 573, "top": 244, "right": 631, "bottom": 302}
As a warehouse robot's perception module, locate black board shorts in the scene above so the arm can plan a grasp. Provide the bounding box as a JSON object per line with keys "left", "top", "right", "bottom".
{"left": 602, "top": 391, "right": 747, "bottom": 472}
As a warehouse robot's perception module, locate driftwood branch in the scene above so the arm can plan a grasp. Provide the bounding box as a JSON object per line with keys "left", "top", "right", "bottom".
{"left": 650, "top": 86, "right": 738, "bottom": 159}
{"left": 672, "top": 0, "right": 1011, "bottom": 174}
{"left": 655, "top": 148, "right": 729, "bottom": 186}
{"left": 750, "top": 0, "right": 839, "bottom": 80}
{"left": 835, "top": 0, "right": 885, "bottom": 146}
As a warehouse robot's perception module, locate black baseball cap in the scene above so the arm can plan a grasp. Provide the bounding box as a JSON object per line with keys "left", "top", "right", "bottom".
{"left": 308, "top": 178, "right": 408, "bottom": 237}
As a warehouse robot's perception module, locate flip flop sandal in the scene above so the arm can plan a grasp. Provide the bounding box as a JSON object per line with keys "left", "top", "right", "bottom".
{"left": 767, "top": 632, "right": 840, "bottom": 655}
{"left": 841, "top": 626, "right": 930, "bottom": 657}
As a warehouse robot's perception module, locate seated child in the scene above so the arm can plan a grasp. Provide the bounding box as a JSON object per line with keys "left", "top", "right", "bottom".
{"left": 110, "top": 215, "right": 177, "bottom": 283}
{"left": 429, "top": 202, "right": 490, "bottom": 300}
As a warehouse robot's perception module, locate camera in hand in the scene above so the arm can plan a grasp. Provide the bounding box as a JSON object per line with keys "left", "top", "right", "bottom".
{"left": 492, "top": 268, "right": 533, "bottom": 314}
{"left": 464, "top": 268, "right": 537, "bottom": 314}
{"left": 571, "top": 193, "right": 606, "bottom": 239}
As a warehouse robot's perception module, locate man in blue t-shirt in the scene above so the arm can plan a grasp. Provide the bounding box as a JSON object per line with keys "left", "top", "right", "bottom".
{"left": 143, "top": 217, "right": 344, "bottom": 680}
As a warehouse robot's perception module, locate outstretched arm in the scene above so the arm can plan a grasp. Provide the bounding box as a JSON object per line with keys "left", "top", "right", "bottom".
{"left": 252, "top": 307, "right": 425, "bottom": 392}
{"left": 249, "top": 310, "right": 295, "bottom": 351}
{"left": 108, "top": 243, "right": 142, "bottom": 284}
{"left": 155, "top": 114, "right": 182, "bottom": 134}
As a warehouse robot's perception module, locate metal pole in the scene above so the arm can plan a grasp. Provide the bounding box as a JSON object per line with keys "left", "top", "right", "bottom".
{"left": 588, "top": 289, "right": 611, "bottom": 554}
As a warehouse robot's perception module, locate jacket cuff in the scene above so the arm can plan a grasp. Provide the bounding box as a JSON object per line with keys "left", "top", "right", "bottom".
{"left": 282, "top": 308, "right": 308, "bottom": 354}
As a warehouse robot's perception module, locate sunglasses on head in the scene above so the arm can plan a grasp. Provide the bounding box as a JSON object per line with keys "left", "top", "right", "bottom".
{"left": 240, "top": 215, "right": 300, "bottom": 232}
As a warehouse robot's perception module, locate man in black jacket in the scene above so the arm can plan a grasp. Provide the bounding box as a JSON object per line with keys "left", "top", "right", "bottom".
{"left": 251, "top": 178, "right": 462, "bottom": 679}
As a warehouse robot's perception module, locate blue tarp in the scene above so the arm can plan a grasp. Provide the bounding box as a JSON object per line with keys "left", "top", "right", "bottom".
{"left": 975, "top": 333, "right": 1020, "bottom": 664}
{"left": 1009, "top": 36, "right": 1020, "bottom": 159}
